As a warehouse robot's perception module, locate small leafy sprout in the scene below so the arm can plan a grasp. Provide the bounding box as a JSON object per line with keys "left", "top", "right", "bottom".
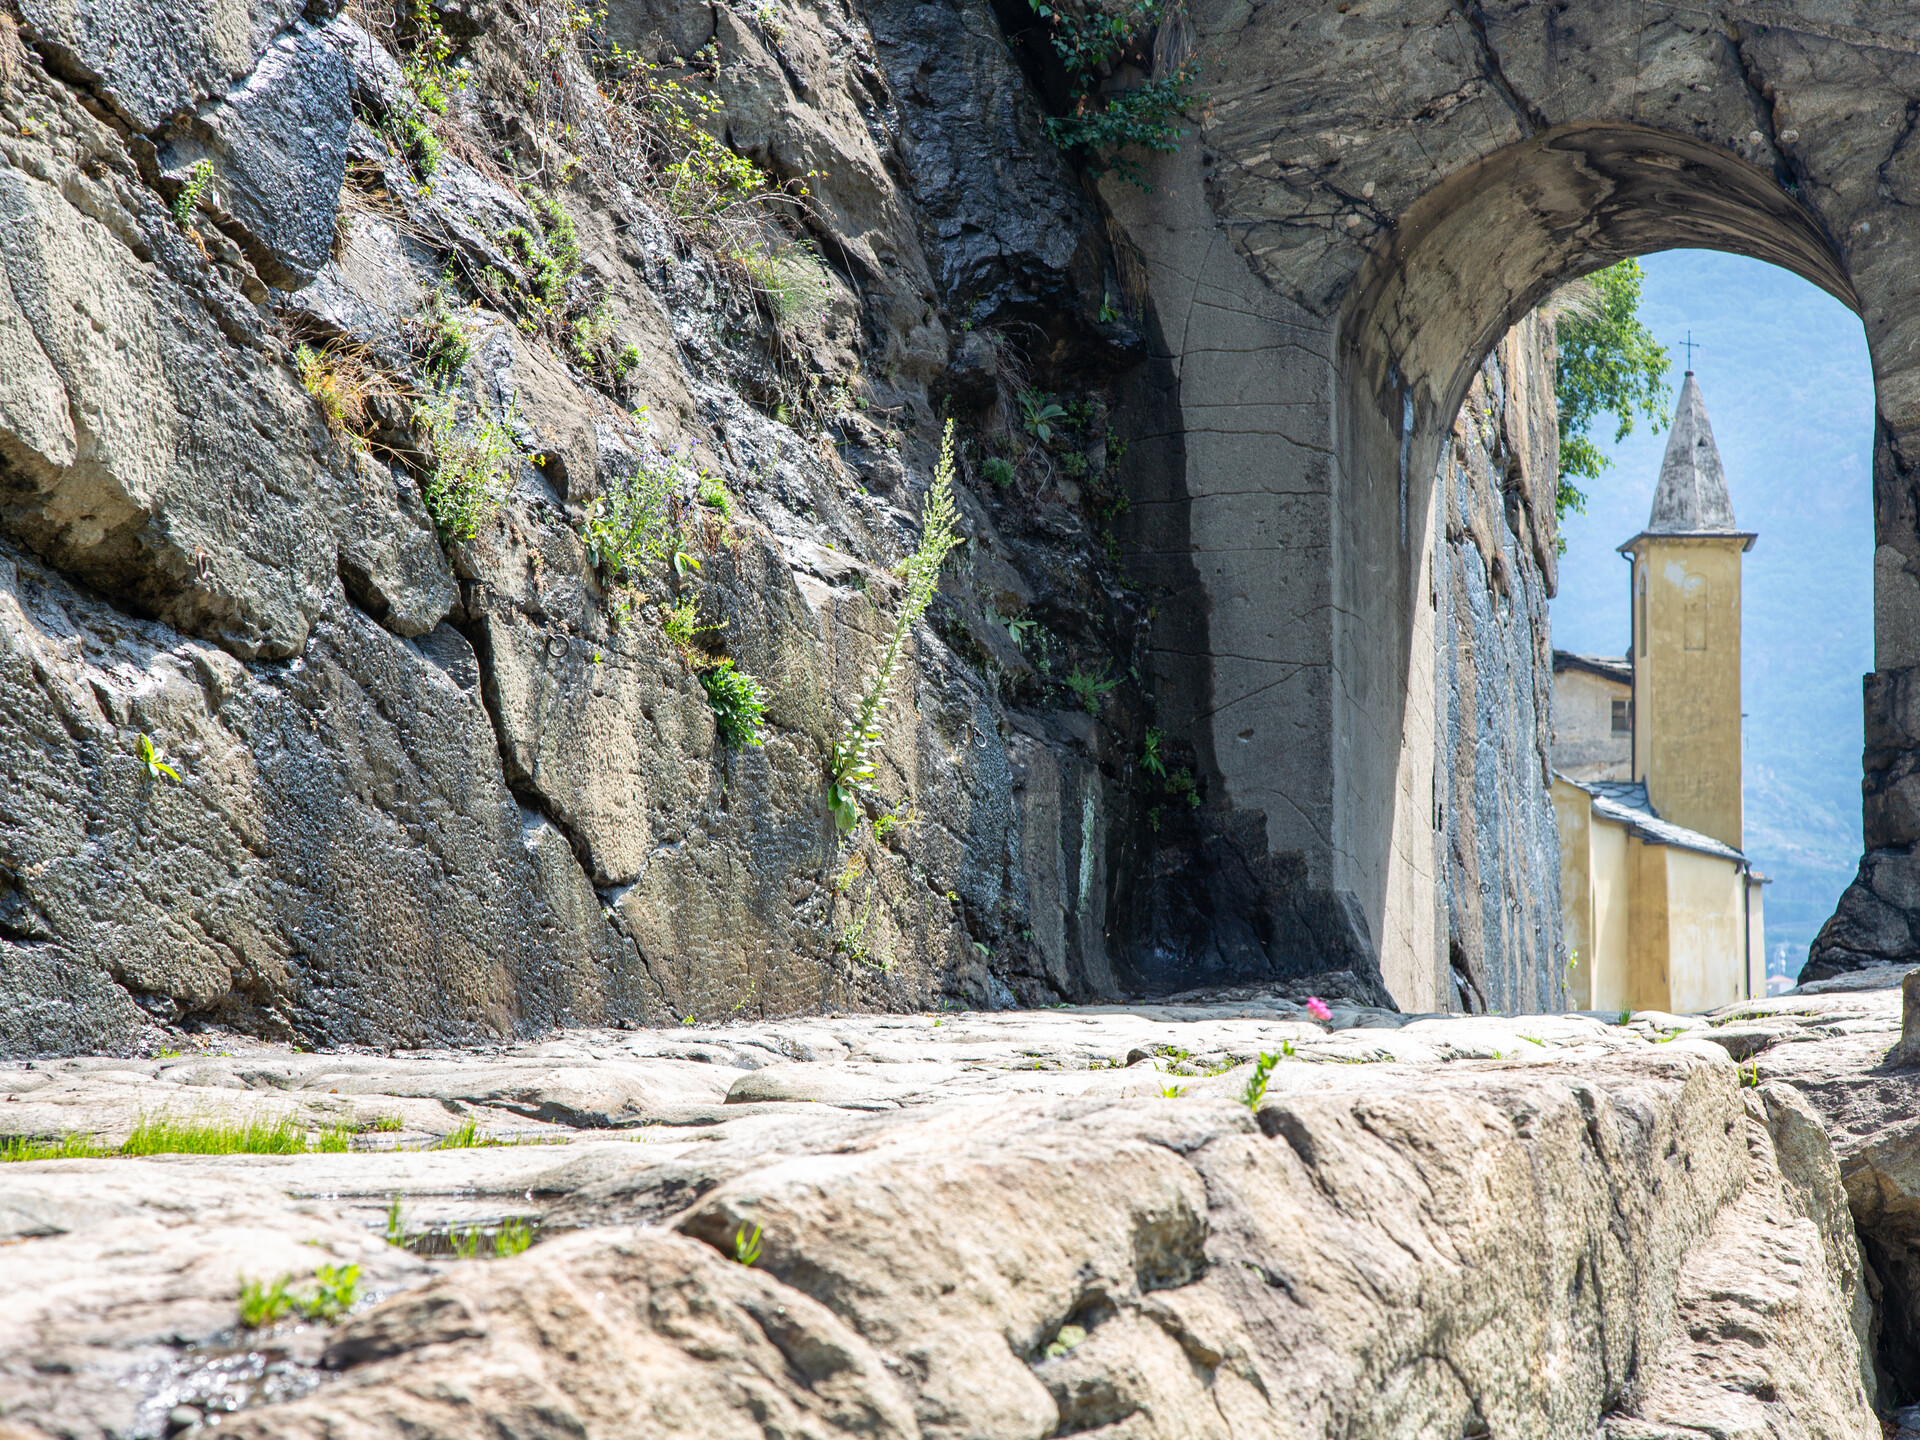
{"left": 734, "top": 1222, "right": 762, "bottom": 1266}
{"left": 1045, "top": 1323, "right": 1088, "bottom": 1358}
{"left": 385, "top": 1196, "right": 406, "bottom": 1246}
{"left": 833, "top": 852, "right": 867, "bottom": 894}
{"left": 238, "top": 1275, "right": 294, "bottom": 1329}
{"left": 450, "top": 1226, "right": 482, "bottom": 1259}
{"left": 681, "top": 1014, "right": 697, "bottom": 1026}
{"left": 1741, "top": 1060, "right": 1761, "bottom": 1088}
{"left": 1064, "top": 662, "right": 1119, "bottom": 715}
{"left": 1020, "top": 390, "right": 1068, "bottom": 445}
{"left": 1157, "top": 1082, "right": 1188, "bottom": 1098}
{"left": 495, "top": 1218, "right": 533, "bottom": 1257}
{"left": 301, "top": 1263, "right": 359, "bottom": 1321}
{"left": 1141, "top": 726, "right": 1166, "bottom": 778}
{"left": 1617, "top": 1008, "right": 1633, "bottom": 1026}
{"left": 1243, "top": 1051, "right": 1279, "bottom": 1110}
{"left": 172, "top": 159, "right": 214, "bottom": 228}
{"left": 138, "top": 734, "right": 181, "bottom": 783}
{"left": 367, "top": 1114, "right": 405, "bottom": 1133}
{"left": 1282, "top": 1039, "right": 1295, "bottom": 1057}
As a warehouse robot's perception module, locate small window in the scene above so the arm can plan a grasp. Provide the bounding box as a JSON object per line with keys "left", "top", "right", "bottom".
{"left": 1611, "top": 698, "right": 1631, "bottom": 735}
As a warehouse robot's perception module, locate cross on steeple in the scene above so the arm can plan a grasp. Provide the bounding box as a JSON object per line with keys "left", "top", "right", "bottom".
{"left": 1682, "top": 331, "right": 1701, "bottom": 372}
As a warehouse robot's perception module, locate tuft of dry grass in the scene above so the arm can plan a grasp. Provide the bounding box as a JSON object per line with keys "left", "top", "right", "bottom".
{"left": 292, "top": 338, "right": 404, "bottom": 450}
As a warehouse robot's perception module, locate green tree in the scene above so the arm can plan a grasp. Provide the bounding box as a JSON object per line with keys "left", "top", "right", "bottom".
{"left": 1553, "top": 259, "right": 1672, "bottom": 526}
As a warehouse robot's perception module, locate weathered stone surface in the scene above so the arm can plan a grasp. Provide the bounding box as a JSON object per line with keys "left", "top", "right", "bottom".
{"left": 0, "top": 1004, "right": 1880, "bottom": 1438}
{"left": 0, "top": 60, "right": 427, "bottom": 661}
{"left": 0, "top": 537, "right": 637, "bottom": 1055}
{"left": 14, "top": 0, "right": 304, "bottom": 132}
{"left": 1431, "top": 314, "right": 1561, "bottom": 1013}
{"left": 155, "top": 20, "right": 354, "bottom": 288}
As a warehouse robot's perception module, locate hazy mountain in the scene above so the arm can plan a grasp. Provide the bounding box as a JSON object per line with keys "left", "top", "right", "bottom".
{"left": 1548, "top": 250, "right": 1874, "bottom": 978}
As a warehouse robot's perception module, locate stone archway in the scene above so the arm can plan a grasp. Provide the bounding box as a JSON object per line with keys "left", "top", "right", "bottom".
{"left": 1100, "top": 3, "right": 1920, "bottom": 1010}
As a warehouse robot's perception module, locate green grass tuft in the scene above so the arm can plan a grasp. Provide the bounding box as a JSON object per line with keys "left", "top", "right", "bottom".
{"left": 120, "top": 1112, "right": 311, "bottom": 1157}
{"left": 1, "top": 1132, "right": 108, "bottom": 1162}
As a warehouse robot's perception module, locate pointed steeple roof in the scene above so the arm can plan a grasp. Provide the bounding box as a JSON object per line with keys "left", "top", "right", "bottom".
{"left": 1649, "top": 373, "right": 1739, "bottom": 532}
{"left": 1619, "top": 372, "right": 1755, "bottom": 553}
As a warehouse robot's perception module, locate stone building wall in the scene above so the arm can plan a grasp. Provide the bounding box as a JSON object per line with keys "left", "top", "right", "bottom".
{"left": 1432, "top": 314, "right": 1566, "bottom": 1014}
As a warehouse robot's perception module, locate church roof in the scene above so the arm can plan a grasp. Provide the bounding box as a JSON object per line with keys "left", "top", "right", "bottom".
{"left": 1553, "top": 651, "right": 1631, "bottom": 685}
{"left": 1618, "top": 373, "right": 1756, "bottom": 552}
{"left": 1560, "top": 776, "right": 1748, "bottom": 864}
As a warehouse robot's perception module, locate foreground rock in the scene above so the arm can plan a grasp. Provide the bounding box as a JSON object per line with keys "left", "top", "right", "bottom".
{"left": 0, "top": 1001, "right": 1880, "bottom": 1439}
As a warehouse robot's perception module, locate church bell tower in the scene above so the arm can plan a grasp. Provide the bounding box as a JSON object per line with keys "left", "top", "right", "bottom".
{"left": 1618, "top": 372, "right": 1756, "bottom": 853}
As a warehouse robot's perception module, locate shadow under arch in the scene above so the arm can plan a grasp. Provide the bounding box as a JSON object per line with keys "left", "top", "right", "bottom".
{"left": 1340, "top": 122, "right": 1856, "bottom": 486}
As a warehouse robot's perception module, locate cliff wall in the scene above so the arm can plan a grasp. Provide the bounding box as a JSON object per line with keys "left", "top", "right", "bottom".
{"left": 1432, "top": 315, "right": 1565, "bottom": 1013}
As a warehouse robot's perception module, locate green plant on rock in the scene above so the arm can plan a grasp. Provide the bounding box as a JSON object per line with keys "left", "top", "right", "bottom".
{"left": 238, "top": 1275, "right": 295, "bottom": 1329}
{"left": 570, "top": 297, "right": 617, "bottom": 368}
{"left": 580, "top": 443, "right": 700, "bottom": 582}
{"left": 697, "top": 472, "right": 734, "bottom": 516}
{"left": 137, "top": 733, "right": 181, "bottom": 784}
{"left": 661, "top": 597, "right": 714, "bottom": 657}
{"left": 496, "top": 1217, "right": 535, "bottom": 1257}
{"left": 1028, "top": 0, "right": 1204, "bottom": 189}
{"left": 1242, "top": 1051, "right": 1279, "bottom": 1109}
{"left": 1140, "top": 726, "right": 1165, "bottom": 778}
{"left": 301, "top": 1264, "right": 359, "bottom": 1321}
{"left": 1020, "top": 390, "right": 1067, "bottom": 445}
{"left": 734, "top": 1222, "right": 762, "bottom": 1266}
{"left": 171, "top": 159, "right": 214, "bottom": 229}
{"left": 983, "top": 455, "right": 1016, "bottom": 488}
{"left": 699, "top": 658, "right": 768, "bottom": 748}
{"left": 826, "top": 420, "right": 962, "bottom": 833}
{"left": 414, "top": 278, "right": 475, "bottom": 382}
{"left": 1, "top": 1132, "right": 107, "bottom": 1162}
{"left": 836, "top": 896, "right": 884, "bottom": 969}
{"left": 1065, "top": 661, "right": 1119, "bottom": 715}
{"left": 413, "top": 393, "right": 519, "bottom": 542}
{"left": 653, "top": 82, "right": 774, "bottom": 219}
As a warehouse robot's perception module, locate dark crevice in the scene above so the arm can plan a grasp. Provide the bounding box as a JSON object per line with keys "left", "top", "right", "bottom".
{"left": 452, "top": 599, "right": 605, "bottom": 885}
{"left": 1447, "top": 1, "right": 1549, "bottom": 137}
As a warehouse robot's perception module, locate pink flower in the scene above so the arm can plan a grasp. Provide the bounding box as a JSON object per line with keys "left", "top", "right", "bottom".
{"left": 1305, "top": 996, "right": 1332, "bottom": 1022}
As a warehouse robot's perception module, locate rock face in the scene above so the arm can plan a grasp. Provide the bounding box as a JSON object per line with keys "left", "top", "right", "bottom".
{"left": 0, "top": 1002, "right": 1883, "bottom": 1438}
{"left": 1431, "top": 314, "right": 1562, "bottom": 1014}
{"left": 1710, "top": 976, "right": 1920, "bottom": 1407}
{"left": 0, "top": 0, "right": 1167, "bottom": 1047}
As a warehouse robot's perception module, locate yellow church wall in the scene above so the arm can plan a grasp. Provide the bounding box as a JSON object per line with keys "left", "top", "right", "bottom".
{"left": 1662, "top": 846, "right": 1749, "bottom": 1013}
{"left": 1629, "top": 538, "right": 1745, "bottom": 851}
{"left": 1588, "top": 819, "right": 1631, "bottom": 1014}
{"left": 1745, "top": 879, "right": 1766, "bottom": 1001}
{"left": 1627, "top": 836, "right": 1671, "bottom": 1012}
